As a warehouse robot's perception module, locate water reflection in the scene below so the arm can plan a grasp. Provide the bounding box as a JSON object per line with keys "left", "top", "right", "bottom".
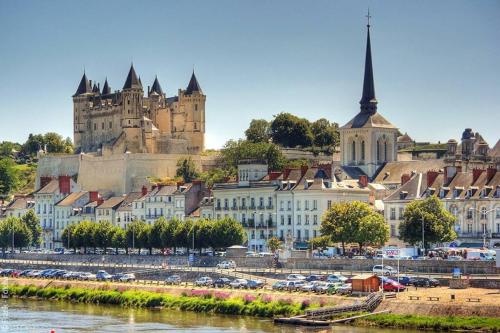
{"left": 1, "top": 299, "right": 416, "bottom": 333}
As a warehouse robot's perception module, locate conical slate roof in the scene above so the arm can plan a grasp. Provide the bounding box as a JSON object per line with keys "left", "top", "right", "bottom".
{"left": 185, "top": 71, "right": 202, "bottom": 94}
{"left": 102, "top": 78, "right": 111, "bottom": 95}
{"left": 74, "top": 72, "right": 92, "bottom": 96}
{"left": 92, "top": 83, "right": 100, "bottom": 94}
{"left": 150, "top": 76, "right": 163, "bottom": 95}
{"left": 359, "top": 24, "right": 377, "bottom": 113}
{"left": 123, "top": 64, "right": 143, "bottom": 90}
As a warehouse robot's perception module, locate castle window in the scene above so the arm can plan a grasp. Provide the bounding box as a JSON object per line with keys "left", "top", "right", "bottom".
{"left": 361, "top": 141, "right": 365, "bottom": 160}
{"left": 352, "top": 141, "right": 356, "bottom": 162}
{"left": 94, "top": 123, "right": 97, "bottom": 130}
{"left": 101, "top": 122, "right": 104, "bottom": 130}
{"left": 194, "top": 122, "right": 197, "bottom": 130}
{"left": 384, "top": 141, "right": 388, "bottom": 161}
{"left": 109, "top": 122, "right": 112, "bottom": 129}
{"left": 195, "top": 104, "right": 198, "bottom": 111}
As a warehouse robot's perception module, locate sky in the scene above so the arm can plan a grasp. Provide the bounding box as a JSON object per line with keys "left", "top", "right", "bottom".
{"left": 0, "top": 0, "right": 499, "bottom": 149}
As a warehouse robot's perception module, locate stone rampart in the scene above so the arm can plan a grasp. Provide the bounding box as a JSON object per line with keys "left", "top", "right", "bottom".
{"left": 36, "top": 153, "right": 219, "bottom": 194}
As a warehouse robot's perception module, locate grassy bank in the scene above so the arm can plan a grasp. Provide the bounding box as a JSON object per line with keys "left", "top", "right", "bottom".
{"left": 358, "top": 313, "right": 500, "bottom": 332}
{"left": 4, "top": 284, "right": 307, "bottom": 318}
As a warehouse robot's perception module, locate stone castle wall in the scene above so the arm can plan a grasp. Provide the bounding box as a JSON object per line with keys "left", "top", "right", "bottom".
{"left": 36, "top": 153, "right": 219, "bottom": 195}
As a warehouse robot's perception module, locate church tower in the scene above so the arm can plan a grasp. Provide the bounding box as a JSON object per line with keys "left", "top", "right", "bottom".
{"left": 339, "top": 13, "right": 399, "bottom": 178}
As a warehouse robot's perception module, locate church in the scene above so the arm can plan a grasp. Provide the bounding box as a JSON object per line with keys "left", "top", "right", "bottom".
{"left": 338, "top": 18, "right": 399, "bottom": 179}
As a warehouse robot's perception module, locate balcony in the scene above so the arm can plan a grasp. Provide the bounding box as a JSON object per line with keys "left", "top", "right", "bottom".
{"left": 239, "top": 206, "right": 247, "bottom": 210}
{"left": 491, "top": 233, "right": 500, "bottom": 239}
{"left": 266, "top": 205, "right": 273, "bottom": 210}
{"left": 231, "top": 206, "right": 238, "bottom": 210}
{"left": 458, "top": 232, "right": 491, "bottom": 239}
{"left": 223, "top": 206, "right": 229, "bottom": 211}
{"left": 249, "top": 205, "right": 256, "bottom": 210}
{"left": 215, "top": 206, "right": 222, "bottom": 211}
{"left": 145, "top": 214, "right": 163, "bottom": 219}
{"left": 257, "top": 205, "right": 265, "bottom": 210}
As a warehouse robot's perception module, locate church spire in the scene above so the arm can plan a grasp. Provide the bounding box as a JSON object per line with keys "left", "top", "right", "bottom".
{"left": 360, "top": 9, "right": 377, "bottom": 114}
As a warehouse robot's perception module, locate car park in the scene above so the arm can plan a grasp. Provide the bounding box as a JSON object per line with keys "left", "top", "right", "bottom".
{"left": 305, "top": 274, "right": 324, "bottom": 282}
{"left": 283, "top": 280, "right": 304, "bottom": 291}
{"left": 315, "top": 282, "right": 337, "bottom": 294}
{"left": 383, "top": 281, "right": 406, "bottom": 292}
{"left": 229, "top": 279, "right": 248, "bottom": 289}
{"left": 326, "top": 274, "right": 348, "bottom": 283}
{"left": 119, "top": 273, "right": 136, "bottom": 282}
{"left": 327, "top": 282, "right": 345, "bottom": 294}
{"left": 165, "top": 275, "right": 182, "bottom": 285}
{"left": 394, "top": 276, "right": 412, "bottom": 285}
{"left": 78, "top": 272, "right": 97, "bottom": 281}
{"left": 336, "top": 283, "right": 352, "bottom": 295}
{"left": 212, "top": 278, "right": 231, "bottom": 287}
{"left": 287, "top": 274, "right": 306, "bottom": 281}
{"left": 373, "top": 265, "right": 397, "bottom": 275}
{"left": 216, "top": 261, "right": 236, "bottom": 269}
{"left": 194, "top": 276, "right": 213, "bottom": 286}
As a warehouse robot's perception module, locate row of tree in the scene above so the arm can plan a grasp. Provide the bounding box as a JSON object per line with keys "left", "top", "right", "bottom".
{"left": 245, "top": 113, "right": 340, "bottom": 150}
{"left": 62, "top": 217, "right": 246, "bottom": 254}
{"left": 0, "top": 211, "right": 42, "bottom": 253}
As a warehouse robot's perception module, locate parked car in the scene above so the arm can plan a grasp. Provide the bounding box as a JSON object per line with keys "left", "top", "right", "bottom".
{"left": 194, "top": 276, "right": 213, "bottom": 286}
{"left": 165, "top": 275, "right": 182, "bottom": 285}
{"left": 213, "top": 278, "right": 232, "bottom": 287}
{"left": 410, "top": 277, "right": 440, "bottom": 287}
{"left": 119, "top": 273, "right": 136, "bottom": 282}
{"left": 0, "top": 269, "right": 15, "bottom": 277}
{"left": 287, "top": 274, "right": 306, "bottom": 281}
{"left": 283, "top": 280, "right": 304, "bottom": 291}
{"left": 315, "top": 282, "right": 337, "bottom": 294}
{"left": 111, "top": 273, "right": 125, "bottom": 281}
{"left": 447, "top": 256, "right": 463, "bottom": 261}
{"left": 247, "top": 279, "right": 264, "bottom": 289}
{"left": 394, "top": 276, "right": 412, "bottom": 286}
{"left": 229, "top": 279, "right": 248, "bottom": 289}
{"left": 352, "top": 255, "right": 367, "bottom": 259}
{"left": 78, "top": 272, "right": 97, "bottom": 281}
{"left": 305, "top": 274, "right": 324, "bottom": 282}
{"left": 27, "top": 270, "right": 42, "bottom": 278}
{"left": 272, "top": 281, "right": 287, "bottom": 291}
{"left": 326, "top": 274, "right": 348, "bottom": 283}
{"left": 336, "top": 283, "right": 353, "bottom": 295}
{"left": 18, "top": 270, "right": 33, "bottom": 277}
{"left": 327, "top": 282, "right": 345, "bottom": 294}
{"left": 96, "top": 270, "right": 113, "bottom": 281}
{"left": 216, "top": 261, "right": 236, "bottom": 269}
{"left": 373, "top": 265, "right": 397, "bottom": 276}
{"left": 382, "top": 281, "right": 406, "bottom": 292}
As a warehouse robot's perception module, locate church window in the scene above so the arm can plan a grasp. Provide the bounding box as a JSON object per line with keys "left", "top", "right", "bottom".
{"left": 195, "top": 104, "right": 198, "bottom": 111}
{"left": 377, "top": 140, "right": 380, "bottom": 162}
{"left": 101, "top": 122, "right": 104, "bottom": 130}
{"left": 94, "top": 123, "right": 97, "bottom": 130}
{"left": 361, "top": 141, "right": 365, "bottom": 160}
{"left": 352, "top": 141, "right": 356, "bottom": 161}
{"left": 384, "top": 141, "right": 388, "bottom": 161}
{"left": 109, "top": 122, "right": 112, "bottom": 129}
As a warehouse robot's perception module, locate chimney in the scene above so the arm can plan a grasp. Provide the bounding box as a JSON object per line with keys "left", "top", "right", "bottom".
{"left": 401, "top": 173, "right": 411, "bottom": 186}
{"left": 58, "top": 175, "right": 71, "bottom": 194}
{"left": 89, "top": 191, "right": 99, "bottom": 202}
{"left": 283, "top": 168, "right": 291, "bottom": 180}
{"left": 40, "top": 176, "right": 52, "bottom": 189}
{"left": 300, "top": 165, "right": 308, "bottom": 177}
{"left": 152, "top": 185, "right": 157, "bottom": 191}
{"left": 97, "top": 198, "right": 104, "bottom": 206}
{"left": 176, "top": 181, "right": 185, "bottom": 187}
{"left": 141, "top": 185, "right": 148, "bottom": 196}
{"left": 426, "top": 171, "right": 439, "bottom": 187}
{"left": 472, "top": 168, "right": 484, "bottom": 184}
{"left": 358, "top": 175, "right": 368, "bottom": 187}
{"left": 486, "top": 167, "right": 496, "bottom": 183}
{"left": 444, "top": 166, "right": 457, "bottom": 184}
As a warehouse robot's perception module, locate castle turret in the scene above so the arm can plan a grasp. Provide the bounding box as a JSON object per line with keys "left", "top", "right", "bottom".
{"left": 73, "top": 72, "right": 93, "bottom": 152}
{"left": 122, "top": 64, "right": 144, "bottom": 128}
{"left": 101, "top": 78, "right": 111, "bottom": 95}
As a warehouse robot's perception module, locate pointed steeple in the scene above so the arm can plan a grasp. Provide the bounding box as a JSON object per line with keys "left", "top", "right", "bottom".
{"left": 102, "top": 78, "right": 111, "bottom": 95}
{"left": 92, "top": 83, "right": 100, "bottom": 94}
{"left": 150, "top": 75, "right": 163, "bottom": 95}
{"left": 123, "top": 64, "right": 143, "bottom": 90}
{"left": 359, "top": 11, "right": 377, "bottom": 114}
{"left": 73, "top": 72, "right": 92, "bottom": 96}
{"left": 185, "top": 70, "right": 202, "bottom": 95}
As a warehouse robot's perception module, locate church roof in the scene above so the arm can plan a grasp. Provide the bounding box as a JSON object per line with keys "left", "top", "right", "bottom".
{"left": 92, "top": 83, "right": 100, "bottom": 94}
{"left": 360, "top": 25, "right": 376, "bottom": 106}
{"left": 74, "top": 72, "right": 92, "bottom": 96}
{"left": 341, "top": 112, "right": 397, "bottom": 129}
{"left": 123, "top": 64, "right": 143, "bottom": 90}
{"left": 397, "top": 132, "right": 413, "bottom": 143}
{"left": 185, "top": 71, "right": 202, "bottom": 94}
{"left": 150, "top": 76, "right": 163, "bottom": 95}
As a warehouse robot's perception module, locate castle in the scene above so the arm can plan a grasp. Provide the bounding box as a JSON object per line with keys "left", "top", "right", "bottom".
{"left": 73, "top": 65, "right": 206, "bottom": 155}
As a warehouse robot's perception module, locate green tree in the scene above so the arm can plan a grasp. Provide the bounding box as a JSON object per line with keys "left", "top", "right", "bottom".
{"left": 0, "top": 158, "right": 19, "bottom": 198}
{"left": 73, "top": 220, "right": 96, "bottom": 254}
{"left": 111, "top": 227, "right": 127, "bottom": 254}
{"left": 0, "top": 141, "right": 22, "bottom": 158}
{"left": 220, "top": 139, "right": 286, "bottom": 173}
{"left": 199, "top": 168, "right": 231, "bottom": 188}
{"left": 267, "top": 237, "right": 282, "bottom": 253}
{"left": 189, "top": 219, "right": 212, "bottom": 254}
{"left": 0, "top": 217, "right": 32, "bottom": 252}
{"left": 399, "top": 196, "right": 457, "bottom": 252}
{"left": 175, "top": 219, "right": 193, "bottom": 253}
{"left": 22, "top": 134, "right": 45, "bottom": 156}
{"left": 126, "top": 220, "right": 148, "bottom": 254}
{"left": 210, "top": 217, "right": 246, "bottom": 249}
{"left": 161, "top": 218, "right": 180, "bottom": 252}
{"left": 43, "top": 132, "right": 66, "bottom": 153}
{"left": 311, "top": 118, "right": 339, "bottom": 148}
{"left": 21, "top": 210, "right": 42, "bottom": 247}
{"left": 245, "top": 119, "right": 270, "bottom": 143}
{"left": 355, "top": 213, "right": 389, "bottom": 252}
{"left": 94, "top": 221, "right": 115, "bottom": 254}
{"left": 151, "top": 217, "right": 168, "bottom": 249}
{"left": 308, "top": 235, "right": 333, "bottom": 251}
{"left": 321, "top": 201, "right": 373, "bottom": 254}
{"left": 61, "top": 223, "right": 77, "bottom": 252}
{"left": 176, "top": 157, "right": 199, "bottom": 183}
{"left": 270, "top": 113, "right": 313, "bottom": 148}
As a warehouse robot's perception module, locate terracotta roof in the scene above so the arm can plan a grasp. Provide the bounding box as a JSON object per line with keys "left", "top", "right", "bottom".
{"left": 56, "top": 192, "right": 88, "bottom": 207}
{"left": 97, "top": 196, "right": 125, "bottom": 209}
{"left": 373, "top": 160, "right": 445, "bottom": 185}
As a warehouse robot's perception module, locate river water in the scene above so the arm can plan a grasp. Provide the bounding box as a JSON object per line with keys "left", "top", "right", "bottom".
{"left": 0, "top": 299, "right": 417, "bottom": 333}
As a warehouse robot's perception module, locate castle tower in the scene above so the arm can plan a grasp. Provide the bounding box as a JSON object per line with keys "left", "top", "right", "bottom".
{"left": 73, "top": 72, "right": 92, "bottom": 152}
{"left": 148, "top": 75, "right": 164, "bottom": 125}
{"left": 179, "top": 71, "right": 206, "bottom": 153}
{"left": 121, "top": 64, "right": 145, "bottom": 152}
{"left": 339, "top": 13, "right": 399, "bottom": 178}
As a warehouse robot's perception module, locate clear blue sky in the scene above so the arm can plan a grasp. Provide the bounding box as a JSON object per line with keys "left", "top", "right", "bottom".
{"left": 0, "top": 0, "right": 499, "bottom": 149}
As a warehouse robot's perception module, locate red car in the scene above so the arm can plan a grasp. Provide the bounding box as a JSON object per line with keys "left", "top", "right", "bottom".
{"left": 382, "top": 281, "right": 406, "bottom": 292}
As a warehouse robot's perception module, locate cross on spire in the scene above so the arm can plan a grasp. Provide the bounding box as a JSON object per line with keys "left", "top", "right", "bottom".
{"left": 366, "top": 8, "right": 371, "bottom": 28}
